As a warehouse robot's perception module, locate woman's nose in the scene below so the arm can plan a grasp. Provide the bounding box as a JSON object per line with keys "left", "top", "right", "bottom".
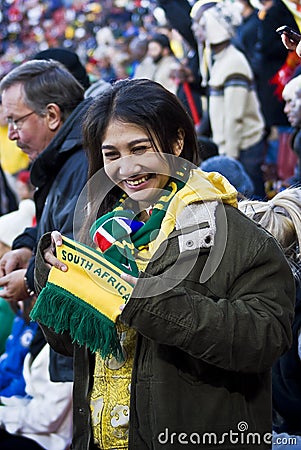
{"left": 118, "top": 155, "right": 141, "bottom": 178}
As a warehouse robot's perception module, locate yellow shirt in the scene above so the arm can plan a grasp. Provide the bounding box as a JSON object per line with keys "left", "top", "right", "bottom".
{"left": 90, "top": 322, "right": 136, "bottom": 449}
{"left": 0, "top": 126, "right": 29, "bottom": 174}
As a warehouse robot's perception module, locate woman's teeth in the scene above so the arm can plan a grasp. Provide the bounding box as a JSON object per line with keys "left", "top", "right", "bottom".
{"left": 126, "top": 176, "right": 149, "bottom": 186}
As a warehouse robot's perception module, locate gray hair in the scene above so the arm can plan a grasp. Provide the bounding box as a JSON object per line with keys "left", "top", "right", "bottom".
{"left": 0, "top": 59, "right": 84, "bottom": 122}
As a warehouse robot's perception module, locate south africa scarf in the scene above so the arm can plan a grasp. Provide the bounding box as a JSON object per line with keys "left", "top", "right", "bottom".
{"left": 30, "top": 236, "right": 135, "bottom": 359}
{"left": 30, "top": 167, "right": 237, "bottom": 360}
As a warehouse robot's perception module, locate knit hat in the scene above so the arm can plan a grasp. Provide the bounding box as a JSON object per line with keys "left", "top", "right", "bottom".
{"left": 200, "top": 155, "right": 254, "bottom": 197}
{"left": 191, "top": 0, "right": 242, "bottom": 45}
{"left": 190, "top": 0, "right": 218, "bottom": 21}
{"left": 34, "top": 48, "right": 91, "bottom": 90}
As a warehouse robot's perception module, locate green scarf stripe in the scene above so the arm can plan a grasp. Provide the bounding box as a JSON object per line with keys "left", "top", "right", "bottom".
{"left": 90, "top": 169, "right": 189, "bottom": 277}
{"left": 31, "top": 281, "right": 123, "bottom": 359}
{"left": 114, "top": 177, "right": 186, "bottom": 249}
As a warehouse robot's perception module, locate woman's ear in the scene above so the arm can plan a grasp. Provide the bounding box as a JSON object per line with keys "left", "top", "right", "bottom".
{"left": 45, "top": 103, "right": 62, "bottom": 131}
{"left": 174, "top": 128, "right": 185, "bottom": 156}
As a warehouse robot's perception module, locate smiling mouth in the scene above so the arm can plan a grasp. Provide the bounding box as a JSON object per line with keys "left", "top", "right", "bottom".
{"left": 124, "top": 174, "right": 152, "bottom": 186}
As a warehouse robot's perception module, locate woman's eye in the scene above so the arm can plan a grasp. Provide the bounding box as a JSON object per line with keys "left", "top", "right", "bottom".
{"left": 103, "top": 151, "right": 119, "bottom": 160}
{"left": 132, "top": 146, "right": 150, "bottom": 154}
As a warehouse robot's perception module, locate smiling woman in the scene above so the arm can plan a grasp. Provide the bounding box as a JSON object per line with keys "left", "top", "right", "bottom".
{"left": 101, "top": 121, "right": 171, "bottom": 208}
{"left": 33, "top": 78, "right": 295, "bottom": 450}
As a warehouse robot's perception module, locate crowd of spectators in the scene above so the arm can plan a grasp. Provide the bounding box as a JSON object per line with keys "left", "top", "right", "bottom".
{"left": 0, "top": 0, "right": 159, "bottom": 80}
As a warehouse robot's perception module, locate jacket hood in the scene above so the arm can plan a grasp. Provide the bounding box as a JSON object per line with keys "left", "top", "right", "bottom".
{"left": 184, "top": 168, "right": 238, "bottom": 207}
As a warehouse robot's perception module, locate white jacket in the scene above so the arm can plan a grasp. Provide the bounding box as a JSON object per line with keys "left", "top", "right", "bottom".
{"left": 208, "top": 44, "right": 265, "bottom": 158}
{"left": 0, "top": 343, "right": 73, "bottom": 450}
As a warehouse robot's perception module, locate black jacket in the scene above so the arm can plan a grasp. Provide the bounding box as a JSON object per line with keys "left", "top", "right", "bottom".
{"left": 0, "top": 165, "right": 18, "bottom": 216}
{"left": 14, "top": 97, "right": 91, "bottom": 382}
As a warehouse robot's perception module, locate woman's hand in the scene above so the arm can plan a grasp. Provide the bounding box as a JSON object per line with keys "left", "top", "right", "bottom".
{"left": 43, "top": 231, "right": 68, "bottom": 272}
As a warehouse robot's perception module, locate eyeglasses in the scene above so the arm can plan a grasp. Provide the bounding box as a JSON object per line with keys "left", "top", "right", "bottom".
{"left": 7, "top": 111, "right": 36, "bottom": 131}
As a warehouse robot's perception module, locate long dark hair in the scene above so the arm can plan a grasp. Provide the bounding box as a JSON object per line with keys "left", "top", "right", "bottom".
{"left": 80, "top": 78, "right": 199, "bottom": 243}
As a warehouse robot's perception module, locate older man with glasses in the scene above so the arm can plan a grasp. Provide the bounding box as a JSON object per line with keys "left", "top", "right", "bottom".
{"left": 0, "top": 59, "right": 91, "bottom": 386}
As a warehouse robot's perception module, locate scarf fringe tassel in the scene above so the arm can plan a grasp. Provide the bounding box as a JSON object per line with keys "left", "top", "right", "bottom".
{"left": 30, "top": 282, "right": 123, "bottom": 361}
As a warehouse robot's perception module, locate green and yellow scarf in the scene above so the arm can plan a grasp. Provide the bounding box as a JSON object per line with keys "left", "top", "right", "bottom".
{"left": 30, "top": 167, "right": 237, "bottom": 360}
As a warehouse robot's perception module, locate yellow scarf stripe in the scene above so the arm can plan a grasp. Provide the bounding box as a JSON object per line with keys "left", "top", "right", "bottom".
{"left": 50, "top": 237, "right": 133, "bottom": 321}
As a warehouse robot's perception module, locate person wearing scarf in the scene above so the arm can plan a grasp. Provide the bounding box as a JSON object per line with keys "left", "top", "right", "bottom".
{"left": 32, "top": 79, "right": 295, "bottom": 450}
